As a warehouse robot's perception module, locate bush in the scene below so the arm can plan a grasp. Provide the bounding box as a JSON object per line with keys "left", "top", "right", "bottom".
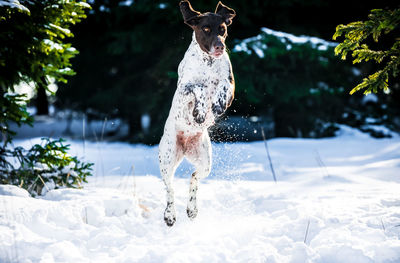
{"left": 230, "top": 28, "right": 357, "bottom": 137}
{"left": 0, "top": 138, "right": 92, "bottom": 196}
{"left": 0, "top": 94, "right": 93, "bottom": 196}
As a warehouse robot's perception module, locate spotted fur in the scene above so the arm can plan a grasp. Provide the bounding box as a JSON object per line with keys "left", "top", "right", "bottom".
{"left": 159, "top": 1, "right": 235, "bottom": 227}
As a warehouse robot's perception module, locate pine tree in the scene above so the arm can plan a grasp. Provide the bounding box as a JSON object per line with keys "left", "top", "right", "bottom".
{"left": 333, "top": 8, "right": 400, "bottom": 95}
{"left": 0, "top": 0, "right": 93, "bottom": 195}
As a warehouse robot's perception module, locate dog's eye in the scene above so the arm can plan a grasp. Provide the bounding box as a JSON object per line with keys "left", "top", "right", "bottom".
{"left": 219, "top": 26, "right": 226, "bottom": 35}
{"left": 202, "top": 26, "right": 211, "bottom": 33}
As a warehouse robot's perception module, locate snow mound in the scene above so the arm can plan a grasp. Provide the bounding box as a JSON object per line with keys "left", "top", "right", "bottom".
{"left": 0, "top": 185, "right": 30, "bottom": 198}
{"left": 1, "top": 126, "right": 400, "bottom": 262}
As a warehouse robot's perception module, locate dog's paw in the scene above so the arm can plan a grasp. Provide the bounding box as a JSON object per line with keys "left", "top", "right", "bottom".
{"left": 164, "top": 204, "right": 176, "bottom": 227}
{"left": 193, "top": 108, "right": 206, "bottom": 124}
{"left": 186, "top": 207, "right": 198, "bottom": 220}
{"left": 187, "top": 195, "right": 198, "bottom": 220}
{"left": 212, "top": 99, "right": 226, "bottom": 116}
{"left": 183, "top": 83, "right": 195, "bottom": 95}
{"left": 164, "top": 214, "right": 176, "bottom": 227}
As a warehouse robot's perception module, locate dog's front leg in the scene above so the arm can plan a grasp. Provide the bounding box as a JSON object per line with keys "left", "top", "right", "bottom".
{"left": 184, "top": 83, "right": 208, "bottom": 124}
{"left": 212, "top": 80, "right": 234, "bottom": 117}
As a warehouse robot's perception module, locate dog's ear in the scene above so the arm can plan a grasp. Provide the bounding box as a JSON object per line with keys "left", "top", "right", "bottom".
{"left": 180, "top": 0, "right": 202, "bottom": 27}
{"left": 215, "top": 1, "right": 236, "bottom": 26}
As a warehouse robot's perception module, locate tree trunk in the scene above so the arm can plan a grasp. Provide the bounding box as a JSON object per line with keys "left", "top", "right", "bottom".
{"left": 128, "top": 115, "right": 141, "bottom": 138}
{"left": 36, "top": 82, "right": 49, "bottom": 116}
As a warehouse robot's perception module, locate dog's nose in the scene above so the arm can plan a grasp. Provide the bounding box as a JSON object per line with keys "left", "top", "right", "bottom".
{"left": 215, "top": 43, "right": 225, "bottom": 52}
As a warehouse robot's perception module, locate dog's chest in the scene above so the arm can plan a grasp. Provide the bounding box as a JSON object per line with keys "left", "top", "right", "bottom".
{"left": 179, "top": 49, "right": 226, "bottom": 86}
{"left": 173, "top": 62, "right": 220, "bottom": 129}
{"left": 169, "top": 37, "right": 232, "bottom": 133}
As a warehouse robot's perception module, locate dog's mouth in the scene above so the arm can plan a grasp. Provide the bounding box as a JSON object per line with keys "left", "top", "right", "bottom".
{"left": 210, "top": 50, "right": 223, "bottom": 58}
{"left": 207, "top": 44, "right": 225, "bottom": 58}
{"left": 197, "top": 41, "right": 224, "bottom": 59}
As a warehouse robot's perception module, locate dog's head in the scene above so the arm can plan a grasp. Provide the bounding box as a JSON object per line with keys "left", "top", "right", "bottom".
{"left": 180, "top": 0, "right": 235, "bottom": 58}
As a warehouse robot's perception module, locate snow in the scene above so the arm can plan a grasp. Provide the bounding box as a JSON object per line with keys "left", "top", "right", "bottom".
{"left": 43, "top": 39, "right": 63, "bottom": 51}
{"left": 233, "top": 27, "right": 337, "bottom": 58}
{"left": 260, "top": 28, "right": 336, "bottom": 50}
{"left": 119, "top": 0, "right": 133, "bottom": 7}
{"left": 362, "top": 93, "right": 378, "bottom": 104}
{"left": 0, "top": 185, "right": 30, "bottom": 198}
{"left": 0, "top": 0, "right": 29, "bottom": 12}
{"left": 1, "top": 126, "right": 400, "bottom": 262}
{"left": 9, "top": 114, "right": 129, "bottom": 140}
{"left": 48, "top": 23, "right": 71, "bottom": 36}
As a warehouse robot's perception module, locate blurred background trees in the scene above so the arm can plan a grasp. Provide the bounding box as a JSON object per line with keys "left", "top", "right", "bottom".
{"left": 230, "top": 29, "right": 355, "bottom": 137}
{"left": 3, "top": 0, "right": 399, "bottom": 144}
{"left": 56, "top": 0, "right": 399, "bottom": 143}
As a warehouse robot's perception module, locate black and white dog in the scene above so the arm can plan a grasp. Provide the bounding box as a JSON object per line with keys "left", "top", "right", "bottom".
{"left": 159, "top": 0, "right": 236, "bottom": 226}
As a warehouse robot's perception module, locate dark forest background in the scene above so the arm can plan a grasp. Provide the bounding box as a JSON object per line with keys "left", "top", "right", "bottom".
{"left": 48, "top": 0, "right": 400, "bottom": 144}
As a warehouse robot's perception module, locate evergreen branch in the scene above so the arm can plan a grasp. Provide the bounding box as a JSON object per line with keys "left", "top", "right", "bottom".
{"left": 350, "top": 70, "right": 388, "bottom": 95}
{"left": 333, "top": 7, "right": 400, "bottom": 94}
{"left": 352, "top": 47, "right": 387, "bottom": 64}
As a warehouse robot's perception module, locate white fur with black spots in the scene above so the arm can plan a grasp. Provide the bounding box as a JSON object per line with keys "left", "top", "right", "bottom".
{"left": 159, "top": 33, "right": 234, "bottom": 227}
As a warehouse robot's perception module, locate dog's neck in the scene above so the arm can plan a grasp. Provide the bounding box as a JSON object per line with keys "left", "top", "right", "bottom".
{"left": 190, "top": 32, "right": 216, "bottom": 66}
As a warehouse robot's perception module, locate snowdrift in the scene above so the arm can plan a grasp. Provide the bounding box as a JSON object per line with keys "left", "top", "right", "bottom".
{"left": 1, "top": 126, "right": 400, "bottom": 262}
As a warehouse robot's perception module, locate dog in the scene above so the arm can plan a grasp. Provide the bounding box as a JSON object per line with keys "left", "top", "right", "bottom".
{"left": 159, "top": 0, "right": 236, "bottom": 227}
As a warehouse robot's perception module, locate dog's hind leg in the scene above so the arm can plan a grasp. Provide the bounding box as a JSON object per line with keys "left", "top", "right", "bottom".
{"left": 186, "top": 132, "right": 212, "bottom": 220}
{"left": 159, "top": 133, "right": 183, "bottom": 227}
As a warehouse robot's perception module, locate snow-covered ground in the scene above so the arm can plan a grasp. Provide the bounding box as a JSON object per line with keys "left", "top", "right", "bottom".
{"left": 1, "top": 126, "right": 400, "bottom": 263}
